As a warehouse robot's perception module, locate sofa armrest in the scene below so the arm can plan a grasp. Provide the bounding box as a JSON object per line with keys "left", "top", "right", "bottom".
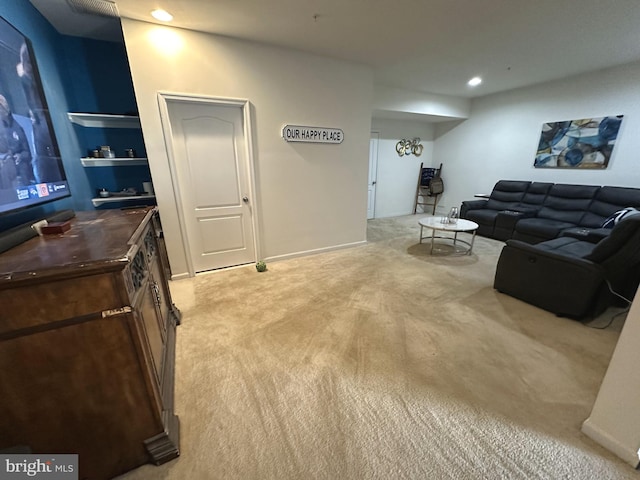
{"left": 499, "top": 239, "right": 601, "bottom": 268}
{"left": 492, "top": 210, "right": 537, "bottom": 241}
{"left": 494, "top": 240, "right": 607, "bottom": 318}
{"left": 511, "top": 207, "right": 538, "bottom": 217}
{"left": 561, "top": 227, "right": 610, "bottom": 243}
{"left": 495, "top": 210, "right": 530, "bottom": 228}
{"left": 460, "top": 199, "right": 488, "bottom": 218}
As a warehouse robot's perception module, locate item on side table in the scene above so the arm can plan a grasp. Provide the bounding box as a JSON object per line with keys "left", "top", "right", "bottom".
{"left": 100, "top": 145, "right": 115, "bottom": 158}
{"left": 41, "top": 221, "right": 71, "bottom": 234}
{"left": 142, "top": 181, "right": 154, "bottom": 195}
{"left": 448, "top": 207, "right": 459, "bottom": 224}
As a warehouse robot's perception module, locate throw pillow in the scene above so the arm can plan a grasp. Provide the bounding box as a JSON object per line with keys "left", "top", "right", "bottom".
{"left": 601, "top": 207, "right": 640, "bottom": 229}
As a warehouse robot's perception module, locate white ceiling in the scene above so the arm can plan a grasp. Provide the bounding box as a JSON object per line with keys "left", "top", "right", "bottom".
{"left": 30, "top": 0, "right": 640, "bottom": 99}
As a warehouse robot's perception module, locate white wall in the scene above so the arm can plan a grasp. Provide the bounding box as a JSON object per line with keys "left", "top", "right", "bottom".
{"left": 434, "top": 61, "right": 640, "bottom": 213}
{"left": 120, "top": 20, "right": 373, "bottom": 277}
{"left": 582, "top": 283, "right": 640, "bottom": 467}
{"left": 370, "top": 119, "right": 435, "bottom": 218}
{"left": 373, "top": 85, "right": 470, "bottom": 120}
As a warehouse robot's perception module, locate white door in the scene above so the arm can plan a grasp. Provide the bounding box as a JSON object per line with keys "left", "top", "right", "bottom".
{"left": 164, "top": 98, "right": 256, "bottom": 273}
{"left": 367, "top": 132, "right": 379, "bottom": 219}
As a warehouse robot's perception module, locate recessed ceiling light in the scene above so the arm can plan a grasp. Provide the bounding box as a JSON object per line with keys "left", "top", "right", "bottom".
{"left": 468, "top": 77, "right": 482, "bottom": 87}
{"left": 151, "top": 9, "right": 173, "bottom": 22}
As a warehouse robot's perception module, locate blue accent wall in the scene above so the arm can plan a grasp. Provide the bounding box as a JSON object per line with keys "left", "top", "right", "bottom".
{"left": 0, "top": 2, "right": 140, "bottom": 230}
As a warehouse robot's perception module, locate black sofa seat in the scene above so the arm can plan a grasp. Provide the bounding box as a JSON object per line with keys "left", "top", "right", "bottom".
{"left": 494, "top": 215, "right": 640, "bottom": 319}
{"left": 512, "top": 218, "right": 579, "bottom": 243}
{"left": 531, "top": 236, "right": 598, "bottom": 258}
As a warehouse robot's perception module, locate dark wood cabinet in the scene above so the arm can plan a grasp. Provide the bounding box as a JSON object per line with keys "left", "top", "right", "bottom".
{"left": 0, "top": 207, "right": 180, "bottom": 479}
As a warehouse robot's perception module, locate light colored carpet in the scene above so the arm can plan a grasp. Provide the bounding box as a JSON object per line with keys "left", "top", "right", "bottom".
{"left": 118, "top": 214, "right": 636, "bottom": 480}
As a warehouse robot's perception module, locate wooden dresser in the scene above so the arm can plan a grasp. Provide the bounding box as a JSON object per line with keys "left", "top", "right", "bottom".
{"left": 0, "top": 207, "right": 181, "bottom": 479}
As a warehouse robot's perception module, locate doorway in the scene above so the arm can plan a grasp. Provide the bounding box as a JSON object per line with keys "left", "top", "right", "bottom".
{"left": 158, "top": 93, "right": 258, "bottom": 275}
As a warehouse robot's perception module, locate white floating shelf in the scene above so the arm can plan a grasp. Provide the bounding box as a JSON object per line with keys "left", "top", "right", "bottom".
{"left": 68, "top": 113, "right": 141, "bottom": 129}
{"left": 81, "top": 157, "right": 148, "bottom": 167}
{"left": 91, "top": 195, "right": 156, "bottom": 207}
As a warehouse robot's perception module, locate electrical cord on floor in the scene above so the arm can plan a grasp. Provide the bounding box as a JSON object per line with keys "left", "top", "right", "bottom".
{"left": 587, "top": 279, "right": 632, "bottom": 330}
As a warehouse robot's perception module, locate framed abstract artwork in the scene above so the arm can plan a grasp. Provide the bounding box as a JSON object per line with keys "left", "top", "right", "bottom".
{"left": 534, "top": 115, "right": 623, "bottom": 169}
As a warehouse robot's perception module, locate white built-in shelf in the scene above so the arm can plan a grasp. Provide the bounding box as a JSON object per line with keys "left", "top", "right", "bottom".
{"left": 68, "top": 112, "right": 141, "bottom": 129}
{"left": 81, "top": 157, "right": 148, "bottom": 167}
{"left": 91, "top": 195, "right": 156, "bottom": 207}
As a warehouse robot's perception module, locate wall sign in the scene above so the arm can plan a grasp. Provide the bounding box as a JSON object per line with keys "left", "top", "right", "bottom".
{"left": 282, "top": 125, "right": 344, "bottom": 144}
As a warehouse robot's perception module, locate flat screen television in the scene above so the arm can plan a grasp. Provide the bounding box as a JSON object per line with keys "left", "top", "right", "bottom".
{"left": 0, "top": 15, "right": 70, "bottom": 217}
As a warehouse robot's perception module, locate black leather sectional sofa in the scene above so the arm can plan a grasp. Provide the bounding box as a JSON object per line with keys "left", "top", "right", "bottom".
{"left": 461, "top": 180, "right": 640, "bottom": 319}
{"left": 461, "top": 180, "right": 640, "bottom": 243}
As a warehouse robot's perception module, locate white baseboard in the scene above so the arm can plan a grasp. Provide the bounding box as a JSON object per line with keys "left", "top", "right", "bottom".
{"left": 171, "top": 272, "right": 191, "bottom": 281}
{"left": 582, "top": 417, "right": 640, "bottom": 467}
{"left": 374, "top": 211, "right": 413, "bottom": 219}
{"left": 169, "top": 241, "right": 367, "bottom": 277}
{"left": 264, "top": 240, "right": 366, "bottom": 263}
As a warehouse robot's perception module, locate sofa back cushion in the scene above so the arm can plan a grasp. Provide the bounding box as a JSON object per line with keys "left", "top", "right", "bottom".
{"left": 585, "top": 216, "right": 640, "bottom": 275}
{"left": 581, "top": 186, "right": 640, "bottom": 227}
{"left": 486, "top": 180, "right": 530, "bottom": 211}
{"left": 537, "top": 184, "right": 600, "bottom": 224}
{"left": 519, "top": 182, "right": 552, "bottom": 210}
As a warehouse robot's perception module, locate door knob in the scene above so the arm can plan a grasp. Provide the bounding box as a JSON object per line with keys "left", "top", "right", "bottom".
{"left": 242, "top": 196, "right": 249, "bottom": 203}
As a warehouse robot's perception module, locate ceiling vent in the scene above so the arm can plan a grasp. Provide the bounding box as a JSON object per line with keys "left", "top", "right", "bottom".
{"left": 66, "top": 0, "right": 119, "bottom": 18}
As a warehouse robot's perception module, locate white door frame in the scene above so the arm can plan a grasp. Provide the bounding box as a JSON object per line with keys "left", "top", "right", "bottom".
{"left": 157, "top": 92, "right": 260, "bottom": 276}
{"left": 368, "top": 131, "right": 380, "bottom": 219}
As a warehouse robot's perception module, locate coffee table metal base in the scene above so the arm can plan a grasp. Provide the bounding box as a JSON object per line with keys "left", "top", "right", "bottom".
{"left": 418, "top": 217, "right": 479, "bottom": 255}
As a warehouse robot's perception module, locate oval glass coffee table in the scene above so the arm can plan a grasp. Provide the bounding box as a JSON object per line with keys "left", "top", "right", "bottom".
{"left": 418, "top": 216, "right": 479, "bottom": 255}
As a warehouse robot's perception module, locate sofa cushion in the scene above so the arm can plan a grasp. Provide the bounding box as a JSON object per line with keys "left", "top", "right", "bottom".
{"left": 485, "top": 180, "right": 530, "bottom": 211}
{"left": 514, "top": 217, "right": 577, "bottom": 240}
{"left": 518, "top": 182, "right": 553, "bottom": 210}
{"left": 536, "top": 184, "right": 600, "bottom": 224}
{"left": 561, "top": 227, "right": 610, "bottom": 243}
{"left": 595, "top": 186, "right": 640, "bottom": 207}
{"left": 581, "top": 186, "right": 640, "bottom": 227}
{"left": 532, "top": 237, "right": 596, "bottom": 258}
{"left": 601, "top": 207, "right": 640, "bottom": 228}
{"left": 586, "top": 215, "right": 640, "bottom": 263}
